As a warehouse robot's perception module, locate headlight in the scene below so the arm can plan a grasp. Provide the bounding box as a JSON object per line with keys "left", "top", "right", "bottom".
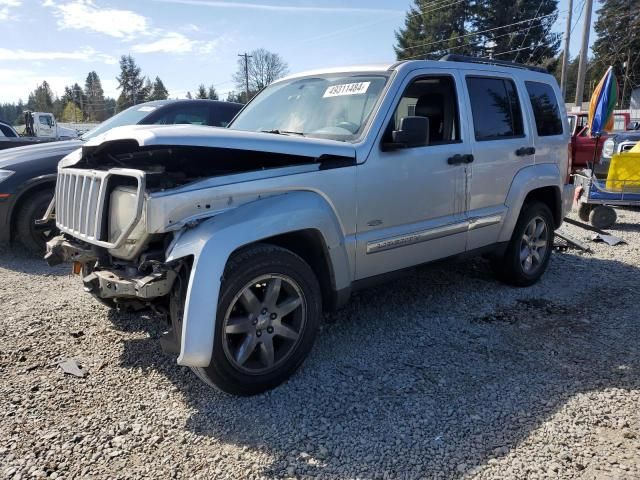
{"left": 602, "top": 138, "right": 615, "bottom": 158}
{"left": 0, "top": 170, "right": 15, "bottom": 184}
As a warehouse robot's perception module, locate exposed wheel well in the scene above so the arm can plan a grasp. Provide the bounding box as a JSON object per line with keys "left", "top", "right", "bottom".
{"left": 523, "top": 186, "right": 562, "bottom": 228}
{"left": 236, "top": 229, "right": 337, "bottom": 312}
{"left": 10, "top": 182, "right": 56, "bottom": 240}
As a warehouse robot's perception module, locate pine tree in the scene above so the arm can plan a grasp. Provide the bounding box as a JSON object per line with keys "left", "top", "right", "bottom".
{"left": 593, "top": 0, "right": 640, "bottom": 107}
{"left": 116, "top": 55, "right": 146, "bottom": 111}
{"left": 186, "top": 91, "right": 193, "bottom": 100}
{"left": 27, "top": 81, "right": 55, "bottom": 112}
{"left": 394, "top": 0, "right": 474, "bottom": 60}
{"left": 196, "top": 84, "right": 208, "bottom": 99}
{"left": 147, "top": 77, "right": 169, "bottom": 101}
{"left": 472, "top": 0, "right": 560, "bottom": 65}
{"left": 84, "top": 71, "right": 106, "bottom": 121}
{"left": 208, "top": 85, "right": 219, "bottom": 100}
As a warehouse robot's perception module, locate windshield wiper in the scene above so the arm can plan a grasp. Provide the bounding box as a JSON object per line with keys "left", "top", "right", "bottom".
{"left": 261, "top": 129, "right": 305, "bottom": 137}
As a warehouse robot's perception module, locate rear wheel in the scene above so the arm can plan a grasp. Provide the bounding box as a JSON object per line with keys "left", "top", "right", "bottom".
{"left": 193, "top": 244, "right": 322, "bottom": 395}
{"left": 589, "top": 205, "right": 617, "bottom": 230}
{"left": 492, "top": 202, "right": 554, "bottom": 287}
{"left": 14, "top": 190, "right": 57, "bottom": 255}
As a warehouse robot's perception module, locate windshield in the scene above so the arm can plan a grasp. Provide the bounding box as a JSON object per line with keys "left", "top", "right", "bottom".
{"left": 80, "top": 104, "right": 160, "bottom": 141}
{"left": 229, "top": 73, "right": 389, "bottom": 142}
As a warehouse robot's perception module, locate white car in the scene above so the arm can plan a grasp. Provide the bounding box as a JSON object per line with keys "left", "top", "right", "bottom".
{"left": 46, "top": 55, "right": 574, "bottom": 395}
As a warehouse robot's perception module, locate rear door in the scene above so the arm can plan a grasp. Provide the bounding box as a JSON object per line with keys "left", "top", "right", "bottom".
{"left": 461, "top": 72, "right": 534, "bottom": 250}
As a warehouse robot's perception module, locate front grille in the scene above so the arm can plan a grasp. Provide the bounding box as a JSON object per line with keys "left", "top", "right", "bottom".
{"left": 55, "top": 167, "right": 146, "bottom": 248}
{"left": 620, "top": 142, "right": 636, "bottom": 153}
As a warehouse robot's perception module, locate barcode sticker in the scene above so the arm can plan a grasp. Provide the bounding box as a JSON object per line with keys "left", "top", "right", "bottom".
{"left": 323, "top": 82, "right": 371, "bottom": 98}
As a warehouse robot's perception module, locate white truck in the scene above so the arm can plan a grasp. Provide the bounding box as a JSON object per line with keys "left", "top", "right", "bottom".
{"left": 45, "top": 55, "right": 574, "bottom": 395}
{"left": 0, "top": 112, "right": 78, "bottom": 151}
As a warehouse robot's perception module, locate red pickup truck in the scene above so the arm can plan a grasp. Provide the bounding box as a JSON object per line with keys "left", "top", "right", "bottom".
{"left": 568, "top": 112, "right": 630, "bottom": 171}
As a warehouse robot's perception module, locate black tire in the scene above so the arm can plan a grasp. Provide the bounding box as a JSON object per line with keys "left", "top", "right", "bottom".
{"left": 492, "top": 201, "right": 554, "bottom": 287}
{"left": 14, "top": 190, "right": 56, "bottom": 255}
{"left": 193, "top": 243, "right": 322, "bottom": 395}
{"left": 577, "top": 202, "right": 593, "bottom": 222}
{"left": 589, "top": 205, "right": 617, "bottom": 230}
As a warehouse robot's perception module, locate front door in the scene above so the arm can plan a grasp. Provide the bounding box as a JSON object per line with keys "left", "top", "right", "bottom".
{"left": 355, "top": 71, "right": 471, "bottom": 280}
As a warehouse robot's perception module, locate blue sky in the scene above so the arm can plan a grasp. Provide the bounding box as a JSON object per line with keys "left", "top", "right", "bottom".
{"left": 0, "top": 0, "right": 601, "bottom": 103}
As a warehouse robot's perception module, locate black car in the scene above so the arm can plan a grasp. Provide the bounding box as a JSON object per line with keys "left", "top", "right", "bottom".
{"left": 0, "top": 99, "right": 242, "bottom": 253}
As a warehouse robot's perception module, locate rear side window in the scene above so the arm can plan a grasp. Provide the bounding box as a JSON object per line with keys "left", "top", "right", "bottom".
{"left": 525, "top": 81, "right": 563, "bottom": 136}
{"left": 0, "top": 124, "right": 14, "bottom": 137}
{"left": 466, "top": 76, "right": 524, "bottom": 141}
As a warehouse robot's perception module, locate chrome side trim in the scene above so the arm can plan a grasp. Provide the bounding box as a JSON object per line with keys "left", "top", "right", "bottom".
{"left": 468, "top": 214, "right": 503, "bottom": 231}
{"left": 366, "top": 222, "right": 468, "bottom": 254}
{"left": 366, "top": 213, "right": 504, "bottom": 254}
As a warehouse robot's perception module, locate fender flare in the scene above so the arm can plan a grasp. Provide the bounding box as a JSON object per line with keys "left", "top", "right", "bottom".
{"left": 165, "top": 190, "right": 351, "bottom": 367}
{"left": 498, "top": 163, "right": 562, "bottom": 242}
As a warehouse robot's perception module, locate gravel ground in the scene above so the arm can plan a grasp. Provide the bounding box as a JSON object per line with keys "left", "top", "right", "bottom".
{"left": 1, "top": 209, "right": 639, "bottom": 479}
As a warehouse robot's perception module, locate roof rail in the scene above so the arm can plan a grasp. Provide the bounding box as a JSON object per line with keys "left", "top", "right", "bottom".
{"left": 439, "top": 54, "right": 549, "bottom": 74}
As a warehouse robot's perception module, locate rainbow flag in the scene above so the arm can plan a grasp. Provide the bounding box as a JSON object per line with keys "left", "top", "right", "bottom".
{"left": 588, "top": 66, "right": 618, "bottom": 136}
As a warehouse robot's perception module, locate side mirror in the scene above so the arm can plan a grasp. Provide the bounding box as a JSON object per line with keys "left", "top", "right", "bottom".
{"left": 383, "top": 116, "right": 429, "bottom": 151}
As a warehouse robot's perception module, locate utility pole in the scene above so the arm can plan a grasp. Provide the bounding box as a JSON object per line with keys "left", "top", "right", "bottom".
{"left": 238, "top": 52, "right": 252, "bottom": 103}
{"left": 574, "top": 0, "right": 594, "bottom": 109}
{"left": 73, "top": 88, "right": 78, "bottom": 123}
{"left": 560, "top": 0, "right": 573, "bottom": 100}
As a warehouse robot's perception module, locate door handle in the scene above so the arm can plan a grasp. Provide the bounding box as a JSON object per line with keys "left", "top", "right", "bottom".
{"left": 447, "top": 154, "right": 474, "bottom": 165}
{"left": 515, "top": 147, "right": 536, "bottom": 156}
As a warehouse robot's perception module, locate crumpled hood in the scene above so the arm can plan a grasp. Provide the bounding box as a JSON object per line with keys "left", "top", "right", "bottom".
{"left": 80, "top": 124, "right": 357, "bottom": 161}
{"left": 0, "top": 139, "right": 83, "bottom": 169}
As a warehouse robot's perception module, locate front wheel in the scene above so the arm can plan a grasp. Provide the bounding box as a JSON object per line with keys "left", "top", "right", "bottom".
{"left": 15, "top": 190, "right": 57, "bottom": 254}
{"left": 193, "top": 244, "right": 322, "bottom": 395}
{"left": 492, "top": 202, "right": 554, "bottom": 287}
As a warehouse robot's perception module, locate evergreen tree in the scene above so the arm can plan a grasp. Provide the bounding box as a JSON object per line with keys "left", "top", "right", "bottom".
{"left": 27, "top": 81, "right": 55, "bottom": 112}
{"left": 84, "top": 71, "right": 107, "bottom": 121}
{"left": 208, "top": 85, "right": 219, "bottom": 100}
{"left": 473, "top": 0, "right": 560, "bottom": 65}
{"left": 196, "top": 84, "right": 208, "bottom": 99}
{"left": 394, "top": 0, "right": 474, "bottom": 60}
{"left": 593, "top": 0, "right": 640, "bottom": 107}
{"left": 147, "top": 77, "right": 169, "bottom": 101}
{"left": 185, "top": 91, "right": 193, "bottom": 99}
{"left": 116, "top": 55, "right": 146, "bottom": 111}
{"left": 226, "top": 91, "right": 244, "bottom": 103}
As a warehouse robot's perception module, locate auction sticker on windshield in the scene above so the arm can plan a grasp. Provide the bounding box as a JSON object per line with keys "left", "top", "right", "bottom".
{"left": 323, "top": 82, "right": 371, "bottom": 98}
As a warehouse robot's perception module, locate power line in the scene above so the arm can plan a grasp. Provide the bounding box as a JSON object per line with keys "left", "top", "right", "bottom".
{"left": 397, "top": 10, "right": 561, "bottom": 57}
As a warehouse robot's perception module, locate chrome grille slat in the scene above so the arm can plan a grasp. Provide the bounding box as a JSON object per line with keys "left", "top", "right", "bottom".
{"left": 55, "top": 168, "right": 146, "bottom": 249}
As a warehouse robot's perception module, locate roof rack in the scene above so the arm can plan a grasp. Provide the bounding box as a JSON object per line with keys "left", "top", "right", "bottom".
{"left": 439, "top": 54, "right": 549, "bottom": 74}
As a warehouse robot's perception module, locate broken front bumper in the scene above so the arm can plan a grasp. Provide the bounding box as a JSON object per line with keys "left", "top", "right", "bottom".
{"left": 46, "top": 235, "right": 177, "bottom": 302}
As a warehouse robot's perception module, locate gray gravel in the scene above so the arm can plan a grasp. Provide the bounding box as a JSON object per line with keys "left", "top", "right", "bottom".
{"left": 1, "top": 208, "right": 640, "bottom": 479}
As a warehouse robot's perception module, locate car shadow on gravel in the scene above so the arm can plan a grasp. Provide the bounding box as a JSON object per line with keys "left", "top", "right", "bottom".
{"left": 114, "top": 252, "right": 640, "bottom": 479}
{"left": 0, "top": 245, "right": 68, "bottom": 276}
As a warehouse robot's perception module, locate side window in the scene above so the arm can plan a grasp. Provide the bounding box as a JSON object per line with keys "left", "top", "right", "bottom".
{"left": 210, "top": 104, "right": 239, "bottom": 127}
{"left": 0, "top": 124, "right": 13, "bottom": 137}
{"left": 39, "top": 115, "right": 53, "bottom": 126}
{"left": 152, "top": 105, "right": 209, "bottom": 125}
{"left": 466, "top": 76, "right": 524, "bottom": 141}
{"left": 385, "top": 75, "right": 461, "bottom": 146}
{"left": 525, "top": 81, "right": 563, "bottom": 136}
